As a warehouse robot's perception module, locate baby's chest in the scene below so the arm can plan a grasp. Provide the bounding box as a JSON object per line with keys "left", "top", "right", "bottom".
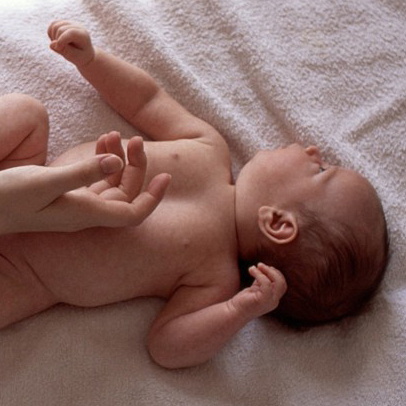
{"left": 133, "top": 190, "right": 237, "bottom": 283}
{"left": 136, "top": 199, "right": 229, "bottom": 265}
{"left": 143, "top": 140, "right": 231, "bottom": 197}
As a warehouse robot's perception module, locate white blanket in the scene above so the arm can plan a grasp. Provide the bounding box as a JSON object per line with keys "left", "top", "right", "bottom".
{"left": 1, "top": 0, "right": 405, "bottom": 405}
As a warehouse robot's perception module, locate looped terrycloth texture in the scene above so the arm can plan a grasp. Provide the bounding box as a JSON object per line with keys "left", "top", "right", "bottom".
{"left": 0, "top": 0, "right": 405, "bottom": 405}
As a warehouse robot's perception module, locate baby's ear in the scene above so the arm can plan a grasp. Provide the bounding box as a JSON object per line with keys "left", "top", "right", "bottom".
{"left": 257, "top": 206, "right": 298, "bottom": 244}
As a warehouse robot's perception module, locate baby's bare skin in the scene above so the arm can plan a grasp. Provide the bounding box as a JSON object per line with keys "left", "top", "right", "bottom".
{"left": 2, "top": 19, "right": 382, "bottom": 369}
{"left": 18, "top": 137, "right": 239, "bottom": 307}
{"left": 0, "top": 21, "right": 288, "bottom": 369}
{"left": 1, "top": 19, "right": 383, "bottom": 368}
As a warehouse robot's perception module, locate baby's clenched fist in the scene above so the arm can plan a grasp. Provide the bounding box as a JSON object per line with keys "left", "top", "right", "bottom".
{"left": 48, "top": 20, "right": 95, "bottom": 67}
{"left": 229, "top": 263, "right": 287, "bottom": 318}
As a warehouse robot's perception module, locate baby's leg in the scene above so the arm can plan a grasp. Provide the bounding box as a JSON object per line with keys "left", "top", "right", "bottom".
{"left": 0, "top": 237, "right": 57, "bottom": 329}
{"left": 0, "top": 93, "right": 49, "bottom": 170}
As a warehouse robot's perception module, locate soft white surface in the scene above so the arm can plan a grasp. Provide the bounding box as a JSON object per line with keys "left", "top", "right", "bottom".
{"left": 0, "top": 0, "right": 405, "bottom": 405}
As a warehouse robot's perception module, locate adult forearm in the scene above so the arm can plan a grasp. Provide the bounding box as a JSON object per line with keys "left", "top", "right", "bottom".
{"left": 78, "top": 48, "right": 159, "bottom": 122}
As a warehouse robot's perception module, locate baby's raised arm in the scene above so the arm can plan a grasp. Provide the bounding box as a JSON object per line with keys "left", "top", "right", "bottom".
{"left": 48, "top": 21, "right": 220, "bottom": 143}
{"left": 148, "top": 264, "right": 287, "bottom": 368}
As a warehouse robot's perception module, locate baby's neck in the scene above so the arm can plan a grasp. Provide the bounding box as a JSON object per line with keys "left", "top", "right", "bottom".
{"left": 234, "top": 185, "right": 261, "bottom": 262}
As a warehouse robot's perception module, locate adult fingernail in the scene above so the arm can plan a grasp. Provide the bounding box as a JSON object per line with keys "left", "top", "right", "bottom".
{"left": 100, "top": 155, "right": 123, "bottom": 174}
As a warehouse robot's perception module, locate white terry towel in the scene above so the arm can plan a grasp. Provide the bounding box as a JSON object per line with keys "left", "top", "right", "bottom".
{"left": 0, "top": 0, "right": 405, "bottom": 405}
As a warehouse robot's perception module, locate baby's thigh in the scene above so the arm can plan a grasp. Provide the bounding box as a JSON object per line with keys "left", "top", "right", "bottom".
{"left": 0, "top": 237, "right": 56, "bottom": 329}
{"left": 0, "top": 93, "right": 49, "bottom": 168}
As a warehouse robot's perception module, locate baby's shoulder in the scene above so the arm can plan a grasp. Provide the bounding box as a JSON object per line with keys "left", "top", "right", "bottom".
{"left": 177, "top": 127, "right": 231, "bottom": 169}
{"left": 170, "top": 124, "right": 231, "bottom": 169}
{"left": 195, "top": 127, "right": 231, "bottom": 162}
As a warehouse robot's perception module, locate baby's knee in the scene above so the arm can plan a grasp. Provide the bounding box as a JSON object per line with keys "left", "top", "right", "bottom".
{"left": 7, "top": 93, "right": 49, "bottom": 129}
{"left": 14, "top": 94, "right": 49, "bottom": 146}
{"left": 0, "top": 93, "right": 49, "bottom": 167}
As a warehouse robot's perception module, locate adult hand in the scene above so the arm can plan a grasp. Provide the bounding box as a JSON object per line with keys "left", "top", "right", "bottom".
{"left": 0, "top": 134, "right": 171, "bottom": 234}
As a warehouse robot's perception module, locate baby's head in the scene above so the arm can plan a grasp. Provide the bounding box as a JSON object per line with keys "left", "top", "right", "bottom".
{"left": 235, "top": 143, "right": 389, "bottom": 326}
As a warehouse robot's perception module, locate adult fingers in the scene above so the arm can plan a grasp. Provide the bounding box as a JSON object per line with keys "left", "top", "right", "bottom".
{"left": 43, "top": 154, "right": 124, "bottom": 201}
{"left": 90, "top": 132, "right": 126, "bottom": 194}
{"left": 116, "top": 136, "right": 147, "bottom": 201}
{"left": 98, "top": 136, "right": 148, "bottom": 202}
{"left": 96, "top": 173, "right": 171, "bottom": 227}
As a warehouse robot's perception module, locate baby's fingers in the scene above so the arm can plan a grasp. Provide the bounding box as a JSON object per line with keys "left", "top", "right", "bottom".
{"left": 50, "top": 27, "right": 88, "bottom": 53}
{"left": 48, "top": 20, "right": 71, "bottom": 40}
{"left": 248, "top": 265, "right": 269, "bottom": 288}
{"left": 257, "top": 263, "right": 287, "bottom": 297}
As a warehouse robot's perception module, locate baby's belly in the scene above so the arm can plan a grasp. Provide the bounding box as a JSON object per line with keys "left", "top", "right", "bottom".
{"left": 17, "top": 224, "right": 187, "bottom": 307}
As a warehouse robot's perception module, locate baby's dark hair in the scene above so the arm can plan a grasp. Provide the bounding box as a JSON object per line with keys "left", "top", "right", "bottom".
{"left": 258, "top": 203, "right": 389, "bottom": 327}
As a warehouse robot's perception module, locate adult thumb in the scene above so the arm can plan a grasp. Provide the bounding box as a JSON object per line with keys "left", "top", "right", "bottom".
{"left": 45, "top": 154, "right": 123, "bottom": 198}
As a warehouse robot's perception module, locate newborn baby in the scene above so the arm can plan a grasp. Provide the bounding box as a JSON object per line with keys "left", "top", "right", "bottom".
{"left": 0, "top": 21, "right": 389, "bottom": 368}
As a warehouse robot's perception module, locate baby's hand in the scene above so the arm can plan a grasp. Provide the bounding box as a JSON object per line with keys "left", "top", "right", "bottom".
{"left": 48, "top": 21, "right": 95, "bottom": 67}
{"left": 229, "top": 263, "right": 287, "bottom": 318}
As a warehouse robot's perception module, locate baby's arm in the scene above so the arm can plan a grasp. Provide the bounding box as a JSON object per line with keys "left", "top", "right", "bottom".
{"left": 48, "top": 21, "right": 220, "bottom": 143}
{"left": 148, "top": 264, "right": 287, "bottom": 369}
